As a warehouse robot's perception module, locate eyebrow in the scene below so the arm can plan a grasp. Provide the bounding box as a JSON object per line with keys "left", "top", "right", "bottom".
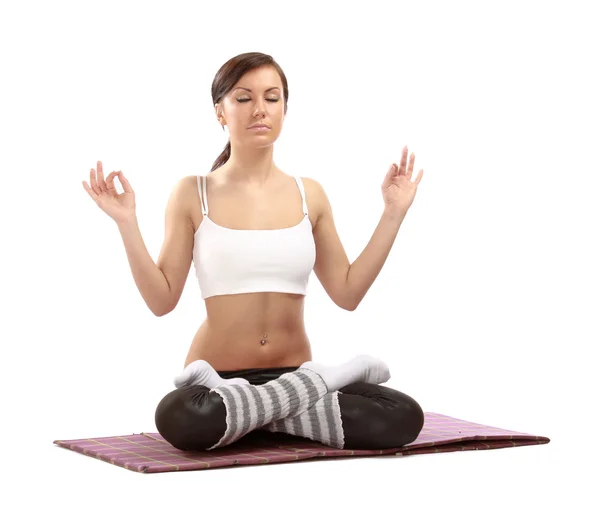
{"left": 233, "top": 87, "right": 281, "bottom": 92}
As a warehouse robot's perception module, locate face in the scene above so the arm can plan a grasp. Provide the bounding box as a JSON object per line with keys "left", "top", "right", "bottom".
{"left": 215, "top": 65, "right": 285, "bottom": 146}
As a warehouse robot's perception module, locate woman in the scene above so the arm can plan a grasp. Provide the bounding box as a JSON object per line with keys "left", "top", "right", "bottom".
{"left": 82, "top": 52, "right": 425, "bottom": 452}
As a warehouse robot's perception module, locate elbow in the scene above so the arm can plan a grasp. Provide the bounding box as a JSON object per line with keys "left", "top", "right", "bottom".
{"left": 340, "top": 296, "right": 357, "bottom": 312}
{"left": 342, "top": 270, "right": 357, "bottom": 311}
{"left": 152, "top": 303, "right": 174, "bottom": 317}
{"left": 152, "top": 292, "right": 177, "bottom": 317}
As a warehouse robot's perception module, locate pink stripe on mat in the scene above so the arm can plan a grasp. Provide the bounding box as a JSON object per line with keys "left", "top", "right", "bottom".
{"left": 53, "top": 412, "right": 550, "bottom": 473}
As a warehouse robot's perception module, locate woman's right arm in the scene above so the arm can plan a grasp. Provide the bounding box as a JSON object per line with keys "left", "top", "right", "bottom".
{"left": 117, "top": 177, "right": 195, "bottom": 317}
{"left": 83, "top": 163, "right": 195, "bottom": 317}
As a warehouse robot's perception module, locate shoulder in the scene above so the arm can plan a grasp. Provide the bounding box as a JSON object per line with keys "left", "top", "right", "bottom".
{"left": 167, "top": 175, "right": 198, "bottom": 197}
{"left": 176, "top": 175, "right": 201, "bottom": 198}
{"left": 298, "top": 176, "right": 329, "bottom": 221}
{"left": 298, "top": 176, "right": 324, "bottom": 197}
{"left": 165, "top": 175, "right": 202, "bottom": 213}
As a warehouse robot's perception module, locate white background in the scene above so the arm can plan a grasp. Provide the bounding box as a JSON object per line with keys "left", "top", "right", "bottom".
{"left": 1, "top": 0, "right": 598, "bottom": 502}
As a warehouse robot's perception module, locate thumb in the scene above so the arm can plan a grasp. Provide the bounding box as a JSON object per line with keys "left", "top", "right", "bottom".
{"left": 117, "top": 171, "right": 134, "bottom": 193}
{"left": 385, "top": 163, "right": 397, "bottom": 180}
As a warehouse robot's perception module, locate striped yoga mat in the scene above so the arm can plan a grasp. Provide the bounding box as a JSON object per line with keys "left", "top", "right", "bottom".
{"left": 53, "top": 412, "right": 550, "bottom": 473}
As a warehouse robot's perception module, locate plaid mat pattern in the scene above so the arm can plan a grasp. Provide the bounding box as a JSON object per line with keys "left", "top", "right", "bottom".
{"left": 53, "top": 412, "right": 550, "bottom": 473}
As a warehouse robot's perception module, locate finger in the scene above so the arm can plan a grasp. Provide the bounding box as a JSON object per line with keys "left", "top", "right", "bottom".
{"left": 82, "top": 180, "right": 99, "bottom": 202}
{"left": 407, "top": 152, "right": 415, "bottom": 178}
{"left": 96, "top": 161, "right": 108, "bottom": 192}
{"left": 399, "top": 146, "right": 408, "bottom": 174}
{"left": 105, "top": 171, "right": 119, "bottom": 195}
{"left": 386, "top": 163, "right": 397, "bottom": 179}
{"left": 414, "top": 168, "right": 424, "bottom": 185}
{"left": 117, "top": 172, "right": 134, "bottom": 193}
{"left": 89, "top": 168, "right": 101, "bottom": 195}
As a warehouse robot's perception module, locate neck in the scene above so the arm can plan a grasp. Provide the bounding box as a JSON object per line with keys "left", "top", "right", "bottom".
{"left": 220, "top": 143, "right": 278, "bottom": 187}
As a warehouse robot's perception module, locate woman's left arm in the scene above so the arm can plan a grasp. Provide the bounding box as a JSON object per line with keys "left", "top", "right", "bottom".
{"left": 311, "top": 145, "right": 423, "bottom": 311}
{"left": 345, "top": 209, "right": 407, "bottom": 310}
{"left": 345, "top": 145, "right": 424, "bottom": 310}
{"left": 348, "top": 146, "right": 423, "bottom": 310}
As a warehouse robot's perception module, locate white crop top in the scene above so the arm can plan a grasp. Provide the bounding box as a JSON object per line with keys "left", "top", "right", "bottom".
{"left": 192, "top": 175, "right": 317, "bottom": 300}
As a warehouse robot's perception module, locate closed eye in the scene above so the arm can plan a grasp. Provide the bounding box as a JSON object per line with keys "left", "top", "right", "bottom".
{"left": 237, "top": 98, "right": 279, "bottom": 103}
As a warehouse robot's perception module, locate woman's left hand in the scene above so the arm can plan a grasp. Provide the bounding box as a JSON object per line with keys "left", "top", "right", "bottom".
{"left": 381, "top": 145, "right": 424, "bottom": 216}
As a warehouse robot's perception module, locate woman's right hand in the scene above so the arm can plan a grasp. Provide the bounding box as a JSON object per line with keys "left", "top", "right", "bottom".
{"left": 82, "top": 161, "right": 136, "bottom": 225}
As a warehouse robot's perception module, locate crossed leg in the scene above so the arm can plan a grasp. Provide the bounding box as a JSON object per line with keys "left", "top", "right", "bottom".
{"left": 156, "top": 359, "right": 424, "bottom": 451}
{"left": 260, "top": 381, "right": 424, "bottom": 450}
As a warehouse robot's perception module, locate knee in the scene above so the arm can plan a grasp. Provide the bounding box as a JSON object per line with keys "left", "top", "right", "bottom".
{"left": 154, "top": 387, "right": 193, "bottom": 450}
{"left": 391, "top": 395, "right": 425, "bottom": 446}
{"left": 155, "top": 385, "right": 225, "bottom": 451}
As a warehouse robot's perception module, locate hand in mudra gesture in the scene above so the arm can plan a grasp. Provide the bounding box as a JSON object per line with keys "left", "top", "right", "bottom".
{"left": 82, "top": 161, "right": 136, "bottom": 225}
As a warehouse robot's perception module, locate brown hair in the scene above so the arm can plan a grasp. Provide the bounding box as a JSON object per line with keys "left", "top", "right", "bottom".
{"left": 210, "top": 52, "right": 289, "bottom": 172}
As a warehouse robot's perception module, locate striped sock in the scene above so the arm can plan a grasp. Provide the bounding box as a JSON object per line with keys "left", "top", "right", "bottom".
{"left": 260, "top": 391, "right": 345, "bottom": 449}
{"left": 207, "top": 367, "right": 328, "bottom": 450}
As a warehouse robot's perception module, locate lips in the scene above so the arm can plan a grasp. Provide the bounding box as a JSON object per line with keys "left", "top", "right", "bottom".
{"left": 248, "top": 124, "right": 271, "bottom": 129}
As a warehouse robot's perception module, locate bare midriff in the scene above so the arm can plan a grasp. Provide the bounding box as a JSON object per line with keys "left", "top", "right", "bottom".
{"left": 183, "top": 169, "right": 319, "bottom": 372}
{"left": 184, "top": 292, "right": 313, "bottom": 371}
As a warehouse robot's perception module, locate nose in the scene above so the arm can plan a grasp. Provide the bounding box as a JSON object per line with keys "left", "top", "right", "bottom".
{"left": 253, "top": 100, "right": 267, "bottom": 118}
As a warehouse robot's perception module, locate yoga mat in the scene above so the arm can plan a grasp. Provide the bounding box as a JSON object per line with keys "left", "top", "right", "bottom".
{"left": 53, "top": 412, "right": 550, "bottom": 473}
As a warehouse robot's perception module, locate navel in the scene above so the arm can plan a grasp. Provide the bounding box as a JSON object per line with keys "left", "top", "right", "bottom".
{"left": 261, "top": 333, "right": 267, "bottom": 345}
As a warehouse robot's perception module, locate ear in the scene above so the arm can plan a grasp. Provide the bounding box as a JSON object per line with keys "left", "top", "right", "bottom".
{"left": 215, "top": 103, "right": 225, "bottom": 126}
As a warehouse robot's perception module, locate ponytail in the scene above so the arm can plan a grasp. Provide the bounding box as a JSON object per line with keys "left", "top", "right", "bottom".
{"left": 210, "top": 139, "right": 231, "bottom": 172}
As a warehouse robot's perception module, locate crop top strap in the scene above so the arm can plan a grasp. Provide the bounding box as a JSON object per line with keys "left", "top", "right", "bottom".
{"left": 197, "top": 175, "right": 208, "bottom": 216}
{"left": 294, "top": 175, "right": 308, "bottom": 216}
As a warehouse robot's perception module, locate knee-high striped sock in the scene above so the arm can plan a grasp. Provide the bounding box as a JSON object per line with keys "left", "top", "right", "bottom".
{"left": 260, "top": 392, "right": 345, "bottom": 449}
{"left": 207, "top": 368, "right": 328, "bottom": 450}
